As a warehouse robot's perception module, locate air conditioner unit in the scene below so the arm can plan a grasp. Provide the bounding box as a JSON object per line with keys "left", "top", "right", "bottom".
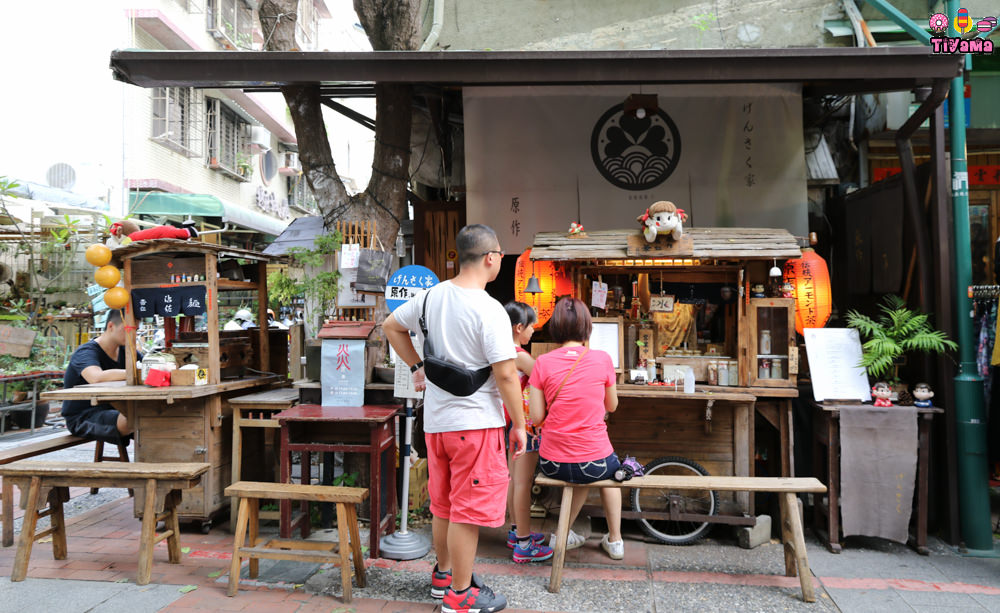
{"left": 279, "top": 151, "right": 301, "bottom": 176}
{"left": 250, "top": 125, "right": 271, "bottom": 153}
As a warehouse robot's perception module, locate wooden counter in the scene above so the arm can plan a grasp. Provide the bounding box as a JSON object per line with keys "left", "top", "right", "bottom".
{"left": 43, "top": 375, "right": 280, "bottom": 528}
{"left": 41, "top": 376, "right": 279, "bottom": 405}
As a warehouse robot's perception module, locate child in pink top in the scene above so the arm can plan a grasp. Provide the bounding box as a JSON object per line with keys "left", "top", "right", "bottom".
{"left": 528, "top": 297, "right": 624, "bottom": 560}
{"left": 502, "top": 302, "right": 553, "bottom": 563}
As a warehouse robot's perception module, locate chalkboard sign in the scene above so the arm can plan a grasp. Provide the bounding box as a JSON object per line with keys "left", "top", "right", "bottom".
{"left": 803, "top": 328, "right": 872, "bottom": 403}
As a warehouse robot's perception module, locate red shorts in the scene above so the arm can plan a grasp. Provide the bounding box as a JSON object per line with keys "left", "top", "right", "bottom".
{"left": 425, "top": 427, "right": 508, "bottom": 527}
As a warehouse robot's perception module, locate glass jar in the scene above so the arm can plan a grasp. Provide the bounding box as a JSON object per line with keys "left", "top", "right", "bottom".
{"left": 770, "top": 359, "right": 784, "bottom": 379}
{"left": 759, "top": 330, "right": 772, "bottom": 355}
{"left": 717, "top": 360, "right": 729, "bottom": 386}
{"left": 646, "top": 359, "right": 657, "bottom": 383}
{"left": 707, "top": 360, "right": 719, "bottom": 385}
{"left": 759, "top": 358, "right": 772, "bottom": 379}
{"left": 728, "top": 360, "right": 739, "bottom": 386}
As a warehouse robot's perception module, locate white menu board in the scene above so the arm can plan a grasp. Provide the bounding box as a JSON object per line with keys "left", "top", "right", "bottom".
{"left": 589, "top": 319, "right": 622, "bottom": 371}
{"left": 393, "top": 332, "right": 424, "bottom": 399}
{"left": 803, "top": 328, "right": 872, "bottom": 402}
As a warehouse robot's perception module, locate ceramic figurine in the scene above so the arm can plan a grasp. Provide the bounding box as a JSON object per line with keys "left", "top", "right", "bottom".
{"left": 637, "top": 200, "right": 686, "bottom": 243}
{"left": 872, "top": 381, "right": 893, "bottom": 407}
{"left": 751, "top": 283, "right": 766, "bottom": 298}
{"left": 107, "top": 219, "right": 198, "bottom": 248}
{"left": 780, "top": 281, "right": 794, "bottom": 298}
{"left": 912, "top": 382, "right": 934, "bottom": 408}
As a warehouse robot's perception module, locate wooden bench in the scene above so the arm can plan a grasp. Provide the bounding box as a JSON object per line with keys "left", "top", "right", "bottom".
{"left": 1, "top": 433, "right": 130, "bottom": 547}
{"left": 226, "top": 481, "right": 367, "bottom": 603}
{"left": 0, "top": 460, "right": 209, "bottom": 585}
{"left": 535, "top": 474, "right": 828, "bottom": 602}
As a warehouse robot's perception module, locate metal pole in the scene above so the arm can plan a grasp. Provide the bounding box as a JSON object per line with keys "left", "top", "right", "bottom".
{"left": 946, "top": 0, "right": 995, "bottom": 555}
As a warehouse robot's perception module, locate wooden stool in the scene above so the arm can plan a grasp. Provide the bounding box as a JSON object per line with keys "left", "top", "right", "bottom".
{"left": 228, "top": 388, "right": 298, "bottom": 529}
{"left": 226, "top": 481, "right": 367, "bottom": 603}
{"left": 0, "top": 460, "right": 209, "bottom": 585}
{"left": 91, "top": 439, "right": 131, "bottom": 495}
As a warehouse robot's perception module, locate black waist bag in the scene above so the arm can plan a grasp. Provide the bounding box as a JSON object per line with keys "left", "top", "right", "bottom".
{"left": 419, "top": 288, "right": 492, "bottom": 397}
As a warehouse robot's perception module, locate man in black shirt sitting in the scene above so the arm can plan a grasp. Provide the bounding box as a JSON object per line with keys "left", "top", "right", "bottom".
{"left": 60, "top": 309, "right": 134, "bottom": 444}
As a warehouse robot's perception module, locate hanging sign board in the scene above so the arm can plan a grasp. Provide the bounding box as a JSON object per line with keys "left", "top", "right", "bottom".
{"left": 321, "top": 338, "right": 365, "bottom": 406}
{"left": 650, "top": 295, "right": 676, "bottom": 313}
{"left": 393, "top": 332, "right": 425, "bottom": 399}
{"left": 385, "top": 265, "right": 439, "bottom": 313}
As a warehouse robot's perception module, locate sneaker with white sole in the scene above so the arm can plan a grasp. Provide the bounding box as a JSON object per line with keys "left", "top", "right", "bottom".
{"left": 441, "top": 573, "right": 507, "bottom": 613}
{"left": 601, "top": 533, "right": 624, "bottom": 560}
{"left": 506, "top": 529, "right": 545, "bottom": 549}
{"left": 550, "top": 529, "right": 585, "bottom": 551}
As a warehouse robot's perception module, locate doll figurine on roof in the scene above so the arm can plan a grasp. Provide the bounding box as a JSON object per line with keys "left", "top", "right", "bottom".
{"left": 107, "top": 219, "right": 198, "bottom": 248}
{"left": 637, "top": 200, "right": 686, "bottom": 243}
{"left": 872, "top": 381, "right": 893, "bottom": 407}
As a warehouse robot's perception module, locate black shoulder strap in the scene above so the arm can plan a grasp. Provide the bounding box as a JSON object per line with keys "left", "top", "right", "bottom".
{"left": 419, "top": 287, "right": 434, "bottom": 354}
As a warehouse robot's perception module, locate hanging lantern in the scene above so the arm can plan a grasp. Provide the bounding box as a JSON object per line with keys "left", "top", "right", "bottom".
{"left": 783, "top": 248, "right": 832, "bottom": 335}
{"left": 514, "top": 249, "right": 575, "bottom": 326}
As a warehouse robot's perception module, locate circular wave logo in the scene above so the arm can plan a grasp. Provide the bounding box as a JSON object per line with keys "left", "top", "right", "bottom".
{"left": 591, "top": 103, "right": 681, "bottom": 191}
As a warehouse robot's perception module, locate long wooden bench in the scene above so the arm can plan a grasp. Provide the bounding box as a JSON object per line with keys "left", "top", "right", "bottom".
{"left": 226, "top": 481, "right": 367, "bottom": 603}
{"left": 0, "top": 460, "right": 209, "bottom": 585}
{"left": 0, "top": 433, "right": 130, "bottom": 546}
{"left": 535, "top": 474, "right": 828, "bottom": 602}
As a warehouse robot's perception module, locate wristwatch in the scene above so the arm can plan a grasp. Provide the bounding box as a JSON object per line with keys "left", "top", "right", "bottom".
{"left": 410, "top": 361, "right": 424, "bottom": 373}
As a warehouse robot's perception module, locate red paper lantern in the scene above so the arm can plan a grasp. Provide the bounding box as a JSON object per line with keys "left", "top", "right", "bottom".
{"left": 783, "top": 248, "right": 832, "bottom": 335}
{"left": 513, "top": 249, "right": 575, "bottom": 326}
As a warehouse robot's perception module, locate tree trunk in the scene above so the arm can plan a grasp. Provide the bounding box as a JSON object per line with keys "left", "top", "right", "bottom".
{"left": 258, "top": 0, "right": 421, "bottom": 247}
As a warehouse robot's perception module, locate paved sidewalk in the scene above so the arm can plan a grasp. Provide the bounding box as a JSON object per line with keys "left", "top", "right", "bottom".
{"left": 0, "top": 487, "right": 997, "bottom": 613}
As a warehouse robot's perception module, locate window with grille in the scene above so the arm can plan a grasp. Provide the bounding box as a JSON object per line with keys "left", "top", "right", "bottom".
{"left": 288, "top": 174, "right": 318, "bottom": 213}
{"left": 296, "top": 0, "right": 317, "bottom": 50}
{"left": 206, "top": 0, "right": 254, "bottom": 49}
{"left": 151, "top": 87, "right": 203, "bottom": 157}
{"left": 206, "top": 98, "right": 251, "bottom": 177}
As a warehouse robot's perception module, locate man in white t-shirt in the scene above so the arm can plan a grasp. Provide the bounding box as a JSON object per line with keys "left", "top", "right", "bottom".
{"left": 384, "top": 224, "right": 525, "bottom": 613}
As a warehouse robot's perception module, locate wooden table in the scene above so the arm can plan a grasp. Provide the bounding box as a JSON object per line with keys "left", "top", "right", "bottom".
{"left": 42, "top": 376, "right": 278, "bottom": 529}
{"left": 810, "top": 401, "right": 942, "bottom": 554}
{"left": 275, "top": 404, "right": 398, "bottom": 558}
{"left": 228, "top": 388, "right": 299, "bottom": 528}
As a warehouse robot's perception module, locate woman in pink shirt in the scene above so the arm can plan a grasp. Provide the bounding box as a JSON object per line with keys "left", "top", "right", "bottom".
{"left": 528, "top": 297, "right": 624, "bottom": 559}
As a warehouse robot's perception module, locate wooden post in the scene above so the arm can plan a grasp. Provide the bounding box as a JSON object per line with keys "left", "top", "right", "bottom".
{"left": 228, "top": 496, "right": 249, "bottom": 596}
{"left": 256, "top": 261, "right": 270, "bottom": 374}
{"left": 49, "top": 487, "right": 67, "bottom": 560}
{"left": 205, "top": 253, "right": 220, "bottom": 385}
{"left": 548, "top": 485, "right": 575, "bottom": 593}
{"left": 782, "top": 492, "right": 815, "bottom": 602}
{"left": 124, "top": 258, "right": 139, "bottom": 386}
{"left": 336, "top": 502, "right": 353, "bottom": 603}
{"left": 289, "top": 324, "right": 304, "bottom": 381}
{"left": 1, "top": 477, "right": 12, "bottom": 547}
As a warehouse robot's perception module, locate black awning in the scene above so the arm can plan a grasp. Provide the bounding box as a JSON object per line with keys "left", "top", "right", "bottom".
{"left": 109, "top": 47, "right": 962, "bottom": 97}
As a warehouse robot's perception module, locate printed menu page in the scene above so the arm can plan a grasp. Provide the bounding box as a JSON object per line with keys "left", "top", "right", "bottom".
{"left": 803, "top": 328, "right": 872, "bottom": 402}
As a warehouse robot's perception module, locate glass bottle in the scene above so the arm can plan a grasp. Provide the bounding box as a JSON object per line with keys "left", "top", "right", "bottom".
{"left": 707, "top": 360, "right": 719, "bottom": 386}
{"left": 728, "top": 360, "right": 739, "bottom": 386}
{"left": 717, "top": 360, "right": 729, "bottom": 386}
{"left": 759, "top": 330, "right": 772, "bottom": 355}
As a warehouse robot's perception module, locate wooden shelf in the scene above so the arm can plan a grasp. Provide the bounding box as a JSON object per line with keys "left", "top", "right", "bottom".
{"left": 128, "top": 280, "right": 258, "bottom": 291}
{"left": 218, "top": 279, "right": 258, "bottom": 290}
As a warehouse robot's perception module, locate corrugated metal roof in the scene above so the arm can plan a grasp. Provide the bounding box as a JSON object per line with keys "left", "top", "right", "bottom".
{"left": 262, "top": 216, "right": 325, "bottom": 256}
{"left": 805, "top": 130, "right": 840, "bottom": 185}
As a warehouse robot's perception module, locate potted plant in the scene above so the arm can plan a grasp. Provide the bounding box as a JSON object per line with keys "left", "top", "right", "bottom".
{"left": 845, "top": 294, "right": 957, "bottom": 393}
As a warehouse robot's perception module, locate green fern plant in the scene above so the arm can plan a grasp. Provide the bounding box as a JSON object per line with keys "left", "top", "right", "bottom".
{"left": 845, "top": 295, "right": 957, "bottom": 383}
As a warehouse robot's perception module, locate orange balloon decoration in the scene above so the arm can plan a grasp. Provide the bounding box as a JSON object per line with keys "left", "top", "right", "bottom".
{"left": 95, "top": 265, "right": 121, "bottom": 289}
{"left": 513, "top": 249, "right": 575, "bottom": 327}
{"left": 783, "top": 248, "right": 832, "bottom": 336}
{"left": 103, "top": 287, "right": 130, "bottom": 310}
{"left": 85, "top": 243, "right": 112, "bottom": 267}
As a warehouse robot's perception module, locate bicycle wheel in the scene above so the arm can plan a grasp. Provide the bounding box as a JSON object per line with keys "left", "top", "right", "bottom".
{"left": 631, "top": 456, "right": 718, "bottom": 545}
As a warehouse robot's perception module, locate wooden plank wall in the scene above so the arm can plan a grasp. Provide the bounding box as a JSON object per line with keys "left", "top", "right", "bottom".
{"left": 414, "top": 201, "right": 465, "bottom": 282}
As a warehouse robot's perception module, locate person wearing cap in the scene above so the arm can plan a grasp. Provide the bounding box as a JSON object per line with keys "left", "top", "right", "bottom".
{"left": 267, "top": 308, "right": 288, "bottom": 330}
{"left": 224, "top": 308, "right": 256, "bottom": 331}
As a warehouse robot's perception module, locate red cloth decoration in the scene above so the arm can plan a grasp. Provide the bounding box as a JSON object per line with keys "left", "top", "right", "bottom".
{"left": 128, "top": 226, "right": 194, "bottom": 241}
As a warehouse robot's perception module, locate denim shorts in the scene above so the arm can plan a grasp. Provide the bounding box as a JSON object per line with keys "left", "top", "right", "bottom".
{"left": 65, "top": 407, "right": 130, "bottom": 446}
{"left": 506, "top": 422, "right": 541, "bottom": 454}
{"left": 538, "top": 452, "right": 621, "bottom": 484}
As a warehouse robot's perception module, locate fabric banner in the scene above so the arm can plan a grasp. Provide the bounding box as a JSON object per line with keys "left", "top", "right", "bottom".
{"left": 131, "top": 285, "right": 206, "bottom": 318}
{"left": 839, "top": 405, "right": 918, "bottom": 543}
{"left": 465, "top": 84, "right": 807, "bottom": 253}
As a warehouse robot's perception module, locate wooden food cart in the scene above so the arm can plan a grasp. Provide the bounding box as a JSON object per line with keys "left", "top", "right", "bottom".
{"left": 529, "top": 228, "right": 802, "bottom": 541}
{"left": 43, "top": 240, "right": 284, "bottom": 531}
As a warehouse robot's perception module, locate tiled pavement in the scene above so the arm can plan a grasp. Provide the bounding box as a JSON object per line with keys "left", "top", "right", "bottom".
{"left": 0, "top": 488, "right": 998, "bottom": 612}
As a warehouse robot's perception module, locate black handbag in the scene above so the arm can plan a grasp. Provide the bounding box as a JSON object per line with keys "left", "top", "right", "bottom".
{"left": 419, "top": 288, "right": 492, "bottom": 397}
